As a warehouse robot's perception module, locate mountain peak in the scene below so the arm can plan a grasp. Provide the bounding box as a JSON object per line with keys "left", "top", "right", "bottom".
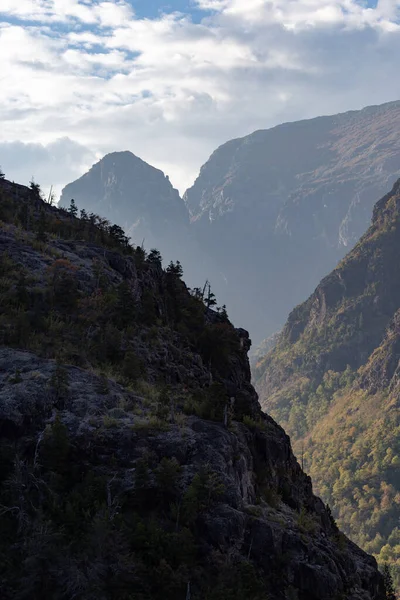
{"left": 60, "top": 150, "right": 188, "bottom": 252}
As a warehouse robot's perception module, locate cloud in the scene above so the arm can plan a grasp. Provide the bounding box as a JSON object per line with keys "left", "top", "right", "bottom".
{"left": 0, "top": 0, "right": 400, "bottom": 193}
{"left": 0, "top": 138, "right": 97, "bottom": 199}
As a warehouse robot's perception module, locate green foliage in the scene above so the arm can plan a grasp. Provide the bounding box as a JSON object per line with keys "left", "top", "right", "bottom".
{"left": 147, "top": 248, "right": 162, "bottom": 265}
{"left": 242, "top": 415, "right": 267, "bottom": 431}
{"left": 296, "top": 507, "right": 318, "bottom": 534}
{"left": 183, "top": 383, "right": 228, "bottom": 422}
{"left": 382, "top": 563, "right": 397, "bottom": 600}
{"left": 182, "top": 466, "right": 225, "bottom": 524}
{"left": 206, "top": 560, "right": 267, "bottom": 600}
{"left": 197, "top": 323, "right": 239, "bottom": 372}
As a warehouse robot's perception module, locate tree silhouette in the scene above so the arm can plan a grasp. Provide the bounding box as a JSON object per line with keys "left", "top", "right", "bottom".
{"left": 382, "top": 564, "right": 396, "bottom": 600}
{"left": 68, "top": 199, "right": 78, "bottom": 217}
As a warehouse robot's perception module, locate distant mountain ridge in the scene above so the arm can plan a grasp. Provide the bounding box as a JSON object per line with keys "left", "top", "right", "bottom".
{"left": 61, "top": 100, "right": 400, "bottom": 343}
{"left": 60, "top": 150, "right": 187, "bottom": 246}
{"left": 184, "top": 100, "right": 400, "bottom": 340}
{"left": 60, "top": 151, "right": 217, "bottom": 292}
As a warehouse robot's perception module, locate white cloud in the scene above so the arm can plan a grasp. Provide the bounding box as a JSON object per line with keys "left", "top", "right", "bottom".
{"left": 0, "top": 138, "right": 96, "bottom": 199}
{"left": 0, "top": 0, "right": 400, "bottom": 193}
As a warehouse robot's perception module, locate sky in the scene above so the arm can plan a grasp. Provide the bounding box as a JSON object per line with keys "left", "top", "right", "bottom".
{"left": 1, "top": 0, "right": 400, "bottom": 197}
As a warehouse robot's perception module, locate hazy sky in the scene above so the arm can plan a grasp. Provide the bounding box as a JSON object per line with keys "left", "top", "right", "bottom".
{"left": 1, "top": 0, "right": 400, "bottom": 197}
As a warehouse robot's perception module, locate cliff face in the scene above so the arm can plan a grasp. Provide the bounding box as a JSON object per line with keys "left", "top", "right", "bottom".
{"left": 0, "top": 178, "right": 385, "bottom": 599}
{"left": 184, "top": 101, "right": 400, "bottom": 340}
{"left": 255, "top": 179, "right": 400, "bottom": 586}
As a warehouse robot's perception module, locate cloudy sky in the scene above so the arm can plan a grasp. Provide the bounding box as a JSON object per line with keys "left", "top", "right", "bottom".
{"left": 1, "top": 0, "right": 400, "bottom": 197}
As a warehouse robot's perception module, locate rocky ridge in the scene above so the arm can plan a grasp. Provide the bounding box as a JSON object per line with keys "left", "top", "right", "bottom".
{"left": 184, "top": 100, "right": 400, "bottom": 340}
{"left": 255, "top": 179, "right": 400, "bottom": 585}
{"left": 0, "top": 178, "right": 386, "bottom": 599}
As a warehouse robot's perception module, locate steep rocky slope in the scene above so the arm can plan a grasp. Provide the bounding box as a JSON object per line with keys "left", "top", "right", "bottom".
{"left": 185, "top": 101, "right": 400, "bottom": 340}
{"left": 255, "top": 179, "right": 400, "bottom": 585}
{"left": 0, "top": 178, "right": 386, "bottom": 599}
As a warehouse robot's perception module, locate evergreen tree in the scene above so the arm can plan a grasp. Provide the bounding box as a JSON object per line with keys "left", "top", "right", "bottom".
{"left": 205, "top": 282, "right": 217, "bottom": 308}
{"left": 80, "top": 208, "right": 88, "bottom": 221}
{"left": 166, "top": 261, "right": 183, "bottom": 279}
{"left": 147, "top": 249, "right": 162, "bottom": 265}
{"left": 220, "top": 304, "right": 229, "bottom": 321}
{"left": 0, "top": 166, "right": 5, "bottom": 179}
{"left": 109, "top": 224, "right": 129, "bottom": 247}
{"left": 29, "top": 178, "right": 42, "bottom": 198}
{"left": 68, "top": 199, "right": 78, "bottom": 217}
{"left": 382, "top": 564, "right": 396, "bottom": 600}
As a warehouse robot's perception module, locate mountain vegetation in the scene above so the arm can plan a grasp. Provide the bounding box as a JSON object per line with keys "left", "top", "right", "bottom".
{"left": 0, "top": 177, "right": 387, "bottom": 599}
{"left": 255, "top": 179, "right": 400, "bottom": 589}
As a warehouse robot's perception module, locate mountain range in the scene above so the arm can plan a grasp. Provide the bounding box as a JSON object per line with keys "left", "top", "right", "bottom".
{"left": 0, "top": 176, "right": 387, "bottom": 599}
{"left": 61, "top": 100, "right": 400, "bottom": 343}
{"left": 254, "top": 179, "right": 400, "bottom": 586}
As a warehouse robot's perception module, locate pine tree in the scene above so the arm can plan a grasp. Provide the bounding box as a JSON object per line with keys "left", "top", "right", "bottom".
{"left": 382, "top": 564, "right": 396, "bottom": 600}
{"left": 29, "top": 178, "right": 42, "bottom": 198}
{"left": 166, "top": 261, "right": 183, "bottom": 279}
{"left": 109, "top": 224, "right": 129, "bottom": 247}
{"left": 0, "top": 166, "right": 5, "bottom": 179}
{"left": 205, "top": 282, "right": 217, "bottom": 308}
{"left": 68, "top": 199, "right": 78, "bottom": 217}
{"left": 147, "top": 249, "right": 162, "bottom": 265}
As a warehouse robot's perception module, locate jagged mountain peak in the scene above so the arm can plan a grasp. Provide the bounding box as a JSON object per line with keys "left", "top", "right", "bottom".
{"left": 60, "top": 149, "right": 189, "bottom": 264}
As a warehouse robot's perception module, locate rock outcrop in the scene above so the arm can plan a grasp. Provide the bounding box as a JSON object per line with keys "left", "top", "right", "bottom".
{"left": 0, "top": 177, "right": 385, "bottom": 599}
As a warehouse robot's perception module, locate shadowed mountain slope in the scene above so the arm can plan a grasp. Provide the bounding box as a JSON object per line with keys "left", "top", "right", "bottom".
{"left": 0, "top": 176, "right": 386, "bottom": 600}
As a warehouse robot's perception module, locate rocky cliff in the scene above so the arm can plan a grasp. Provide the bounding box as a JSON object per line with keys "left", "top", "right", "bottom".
{"left": 0, "top": 178, "right": 385, "bottom": 599}
{"left": 184, "top": 100, "right": 400, "bottom": 341}
{"left": 255, "top": 179, "right": 400, "bottom": 586}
